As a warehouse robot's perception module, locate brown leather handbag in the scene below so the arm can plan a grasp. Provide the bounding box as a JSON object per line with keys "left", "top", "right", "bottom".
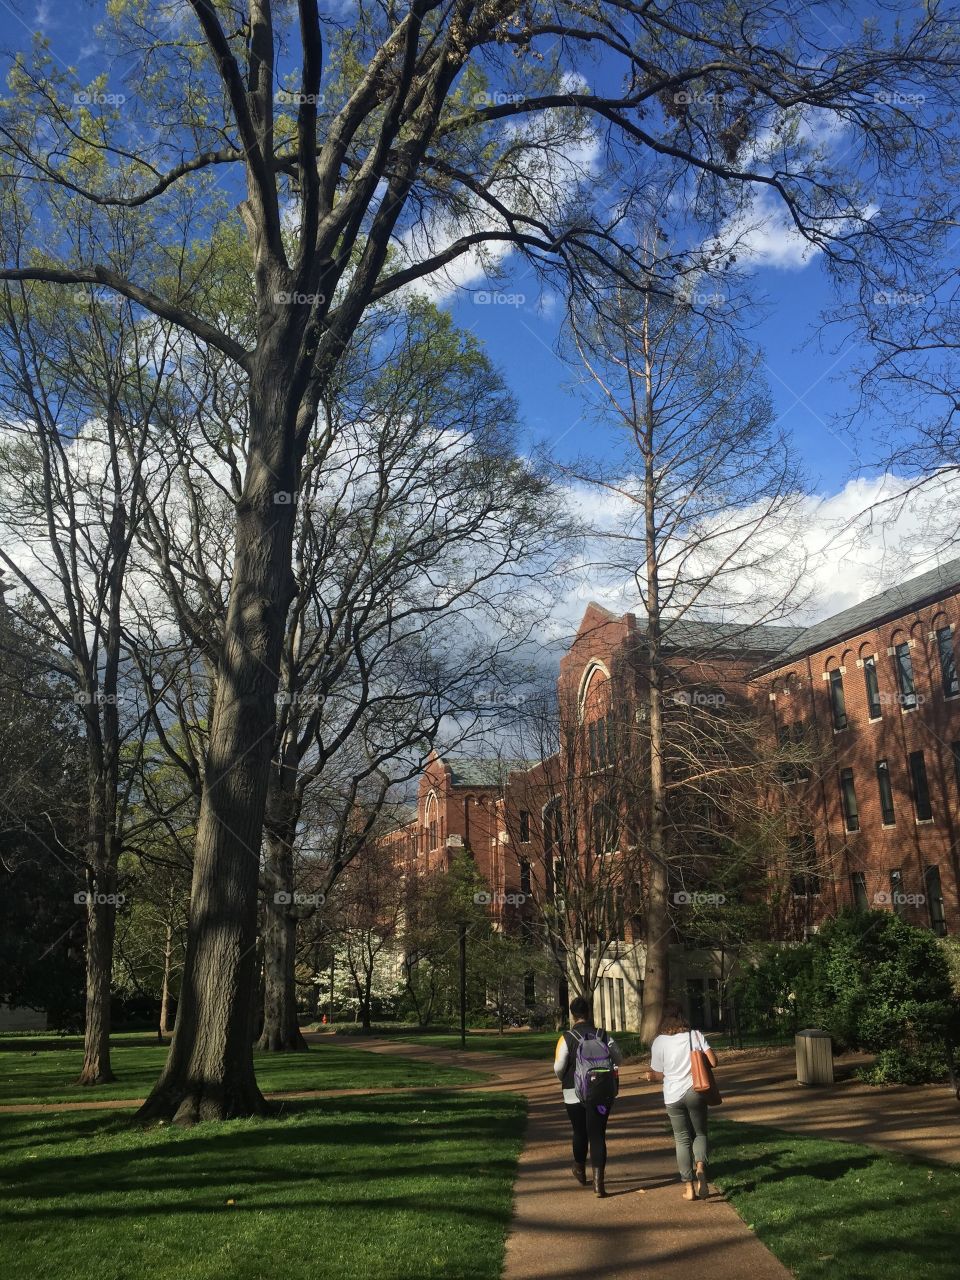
{"left": 689, "top": 1030, "right": 723, "bottom": 1106}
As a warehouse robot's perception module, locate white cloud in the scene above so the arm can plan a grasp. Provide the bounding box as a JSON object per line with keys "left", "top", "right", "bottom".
{"left": 537, "top": 471, "right": 960, "bottom": 652}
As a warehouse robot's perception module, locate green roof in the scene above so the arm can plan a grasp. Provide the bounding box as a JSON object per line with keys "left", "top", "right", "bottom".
{"left": 443, "top": 756, "right": 541, "bottom": 788}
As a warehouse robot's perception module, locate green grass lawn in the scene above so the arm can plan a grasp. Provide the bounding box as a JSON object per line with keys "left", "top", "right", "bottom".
{"left": 0, "top": 1038, "right": 485, "bottom": 1106}
{"left": 0, "top": 1091, "right": 525, "bottom": 1280}
{"left": 712, "top": 1118, "right": 960, "bottom": 1280}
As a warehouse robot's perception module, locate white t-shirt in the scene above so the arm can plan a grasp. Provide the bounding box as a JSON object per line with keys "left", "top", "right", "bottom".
{"left": 650, "top": 1030, "right": 711, "bottom": 1105}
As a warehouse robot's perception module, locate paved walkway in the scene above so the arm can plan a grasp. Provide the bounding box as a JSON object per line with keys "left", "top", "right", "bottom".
{"left": 714, "top": 1048, "right": 960, "bottom": 1166}
{"left": 342, "top": 1037, "right": 790, "bottom": 1280}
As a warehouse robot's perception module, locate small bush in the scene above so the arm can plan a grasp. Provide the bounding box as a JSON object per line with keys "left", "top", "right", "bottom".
{"left": 731, "top": 942, "right": 817, "bottom": 1038}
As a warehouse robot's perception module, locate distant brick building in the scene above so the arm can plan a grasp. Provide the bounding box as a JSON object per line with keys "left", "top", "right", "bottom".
{"left": 380, "top": 557, "right": 960, "bottom": 1031}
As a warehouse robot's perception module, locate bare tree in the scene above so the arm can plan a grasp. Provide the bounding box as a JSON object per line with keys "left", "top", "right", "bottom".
{"left": 2, "top": 0, "right": 957, "bottom": 1119}
{"left": 0, "top": 275, "right": 176, "bottom": 1082}
{"left": 560, "top": 278, "right": 810, "bottom": 1041}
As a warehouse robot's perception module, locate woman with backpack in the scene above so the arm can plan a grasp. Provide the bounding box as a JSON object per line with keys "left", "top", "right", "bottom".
{"left": 553, "top": 994, "right": 623, "bottom": 1198}
{"left": 646, "top": 1001, "right": 718, "bottom": 1200}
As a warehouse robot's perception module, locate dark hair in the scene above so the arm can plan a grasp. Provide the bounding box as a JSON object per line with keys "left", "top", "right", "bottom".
{"left": 657, "top": 1001, "right": 690, "bottom": 1036}
{"left": 569, "top": 995, "right": 592, "bottom": 1022}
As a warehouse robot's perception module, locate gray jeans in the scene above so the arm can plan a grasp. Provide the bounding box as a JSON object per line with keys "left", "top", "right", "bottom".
{"left": 665, "top": 1087, "right": 709, "bottom": 1181}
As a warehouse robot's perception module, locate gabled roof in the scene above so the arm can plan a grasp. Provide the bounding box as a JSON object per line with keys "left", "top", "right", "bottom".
{"left": 753, "top": 555, "right": 960, "bottom": 673}
{"left": 652, "top": 617, "right": 805, "bottom": 656}
{"left": 444, "top": 756, "right": 541, "bottom": 788}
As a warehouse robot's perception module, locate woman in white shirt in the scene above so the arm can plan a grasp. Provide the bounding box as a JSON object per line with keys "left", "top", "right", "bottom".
{"left": 646, "top": 1001, "right": 718, "bottom": 1200}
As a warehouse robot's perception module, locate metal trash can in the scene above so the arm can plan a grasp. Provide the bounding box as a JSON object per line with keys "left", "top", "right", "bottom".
{"left": 795, "top": 1028, "right": 834, "bottom": 1085}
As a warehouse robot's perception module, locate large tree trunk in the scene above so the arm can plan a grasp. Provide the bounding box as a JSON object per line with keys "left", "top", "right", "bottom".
{"left": 78, "top": 861, "right": 117, "bottom": 1084}
{"left": 137, "top": 354, "right": 303, "bottom": 1124}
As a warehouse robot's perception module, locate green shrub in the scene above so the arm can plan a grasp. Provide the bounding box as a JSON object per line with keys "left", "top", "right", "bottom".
{"left": 731, "top": 942, "right": 817, "bottom": 1037}
{"left": 811, "top": 910, "right": 958, "bottom": 1083}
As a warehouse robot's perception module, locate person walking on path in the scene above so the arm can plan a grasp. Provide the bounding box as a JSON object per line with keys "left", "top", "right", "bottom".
{"left": 647, "top": 1001, "right": 718, "bottom": 1200}
{"left": 553, "top": 994, "right": 623, "bottom": 1198}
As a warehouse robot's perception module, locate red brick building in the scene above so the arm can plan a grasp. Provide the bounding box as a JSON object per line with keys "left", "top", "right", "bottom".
{"left": 380, "top": 557, "right": 960, "bottom": 1030}
{"left": 753, "top": 557, "right": 960, "bottom": 937}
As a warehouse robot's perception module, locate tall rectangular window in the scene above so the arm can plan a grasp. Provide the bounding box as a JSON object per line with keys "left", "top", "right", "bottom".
{"left": 792, "top": 721, "right": 811, "bottom": 780}
{"left": 863, "top": 655, "right": 882, "bottom": 719}
{"left": 839, "top": 767, "right": 859, "bottom": 831}
{"left": 908, "top": 750, "right": 933, "bottom": 820}
{"left": 953, "top": 741, "right": 960, "bottom": 799}
{"left": 829, "top": 669, "right": 848, "bottom": 730}
{"left": 519, "top": 858, "right": 531, "bottom": 897}
{"left": 876, "top": 759, "right": 896, "bottom": 825}
{"left": 597, "top": 717, "right": 607, "bottom": 768}
{"left": 924, "top": 865, "right": 947, "bottom": 936}
{"left": 588, "top": 721, "right": 597, "bottom": 771}
{"left": 850, "top": 871, "right": 869, "bottom": 911}
{"left": 894, "top": 642, "right": 917, "bottom": 709}
{"left": 776, "top": 720, "right": 793, "bottom": 783}
{"left": 890, "top": 867, "right": 906, "bottom": 916}
{"left": 518, "top": 810, "right": 530, "bottom": 843}
{"left": 937, "top": 626, "right": 959, "bottom": 698}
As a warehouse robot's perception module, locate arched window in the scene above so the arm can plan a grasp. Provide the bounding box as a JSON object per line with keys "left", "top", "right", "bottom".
{"left": 424, "top": 792, "right": 439, "bottom": 852}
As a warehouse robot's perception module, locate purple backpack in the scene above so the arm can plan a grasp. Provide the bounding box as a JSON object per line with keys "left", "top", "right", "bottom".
{"left": 570, "top": 1028, "right": 619, "bottom": 1107}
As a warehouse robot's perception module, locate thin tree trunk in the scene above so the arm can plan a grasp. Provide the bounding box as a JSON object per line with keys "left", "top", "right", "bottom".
{"left": 137, "top": 358, "right": 303, "bottom": 1124}
{"left": 258, "top": 826, "right": 307, "bottom": 1051}
{"left": 639, "top": 296, "right": 670, "bottom": 1046}
{"left": 78, "top": 862, "right": 117, "bottom": 1084}
{"left": 159, "top": 914, "right": 175, "bottom": 1038}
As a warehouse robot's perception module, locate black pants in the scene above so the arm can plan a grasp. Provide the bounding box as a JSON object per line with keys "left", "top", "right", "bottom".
{"left": 565, "top": 1101, "right": 611, "bottom": 1170}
